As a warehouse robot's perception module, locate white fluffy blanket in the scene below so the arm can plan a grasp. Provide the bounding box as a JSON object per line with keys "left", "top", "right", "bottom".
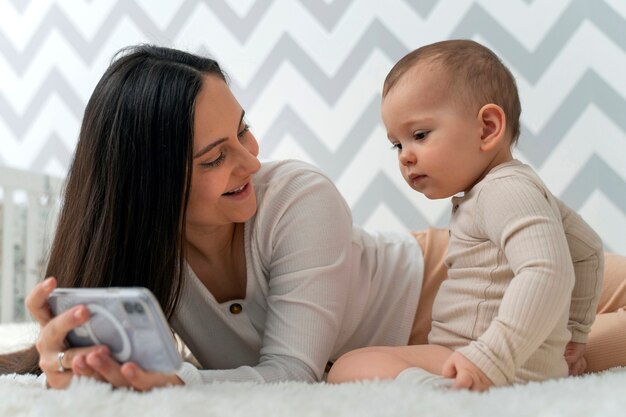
{"left": 1, "top": 323, "right": 625, "bottom": 417}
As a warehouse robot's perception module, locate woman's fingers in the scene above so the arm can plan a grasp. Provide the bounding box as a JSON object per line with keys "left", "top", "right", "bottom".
{"left": 37, "top": 305, "right": 90, "bottom": 351}
{"left": 37, "top": 345, "right": 96, "bottom": 376}
{"left": 85, "top": 350, "right": 131, "bottom": 388}
{"left": 33, "top": 299, "right": 93, "bottom": 389}
{"left": 43, "top": 349, "right": 107, "bottom": 389}
{"left": 27, "top": 279, "right": 182, "bottom": 392}
{"left": 52, "top": 349, "right": 184, "bottom": 391}
{"left": 71, "top": 353, "right": 106, "bottom": 381}
{"left": 25, "top": 277, "right": 57, "bottom": 325}
{"left": 44, "top": 347, "right": 109, "bottom": 386}
{"left": 59, "top": 346, "right": 106, "bottom": 371}
{"left": 78, "top": 354, "right": 183, "bottom": 391}
{"left": 37, "top": 350, "right": 66, "bottom": 376}
{"left": 44, "top": 370, "right": 75, "bottom": 389}
{"left": 120, "top": 363, "right": 183, "bottom": 392}
{"left": 39, "top": 346, "right": 100, "bottom": 389}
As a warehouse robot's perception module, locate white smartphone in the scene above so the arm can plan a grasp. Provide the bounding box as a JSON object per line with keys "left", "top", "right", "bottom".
{"left": 48, "top": 287, "right": 182, "bottom": 373}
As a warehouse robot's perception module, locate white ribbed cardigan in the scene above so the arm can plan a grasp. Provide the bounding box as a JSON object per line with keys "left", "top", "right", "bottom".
{"left": 173, "top": 160, "right": 424, "bottom": 384}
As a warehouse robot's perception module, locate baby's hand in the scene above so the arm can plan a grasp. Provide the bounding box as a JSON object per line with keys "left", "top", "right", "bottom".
{"left": 442, "top": 351, "right": 493, "bottom": 392}
{"left": 564, "top": 341, "right": 587, "bottom": 376}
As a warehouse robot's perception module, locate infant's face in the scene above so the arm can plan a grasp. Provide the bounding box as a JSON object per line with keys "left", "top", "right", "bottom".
{"left": 381, "top": 65, "right": 491, "bottom": 200}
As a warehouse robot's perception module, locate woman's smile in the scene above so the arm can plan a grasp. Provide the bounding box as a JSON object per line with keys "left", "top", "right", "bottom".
{"left": 222, "top": 181, "right": 253, "bottom": 200}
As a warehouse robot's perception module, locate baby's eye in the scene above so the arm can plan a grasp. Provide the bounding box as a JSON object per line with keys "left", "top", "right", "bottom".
{"left": 238, "top": 123, "right": 250, "bottom": 139}
{"left": 413, "top": 131, "right": 429, "bottom": 140}
{"left": 390, "top": 143, "right": 402, "bottom": 152}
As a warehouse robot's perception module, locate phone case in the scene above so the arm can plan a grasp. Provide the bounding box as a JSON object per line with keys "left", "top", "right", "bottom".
{"left": 48, "top": 287, "right": 182, "bottom": 373}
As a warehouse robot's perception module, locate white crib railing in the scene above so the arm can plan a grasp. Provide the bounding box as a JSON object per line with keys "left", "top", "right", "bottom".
{"left": 0, "top": 167, "right": 62, "bottom": 323}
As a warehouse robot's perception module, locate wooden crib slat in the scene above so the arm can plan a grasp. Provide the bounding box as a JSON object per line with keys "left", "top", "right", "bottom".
{"left": 1, "top": 167, "right": 63, "bottom": 323}
{"left": 25, "top": 194, "right": 41, "bottom": 300}
{"left": 1, "top": 188, "right": 16, "bottom": 322}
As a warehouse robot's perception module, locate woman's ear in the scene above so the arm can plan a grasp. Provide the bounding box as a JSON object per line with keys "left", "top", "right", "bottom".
{"left": 477, "top": 104, "right": 506, "bottom": 151}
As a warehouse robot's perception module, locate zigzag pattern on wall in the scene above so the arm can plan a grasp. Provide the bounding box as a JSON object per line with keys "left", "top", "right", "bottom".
{"left": 0, "top": 0, "right": 624, "bottom": 252}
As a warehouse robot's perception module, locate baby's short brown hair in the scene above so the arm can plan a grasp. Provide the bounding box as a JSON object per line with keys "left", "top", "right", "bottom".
{"left": 383, "top": 40, "right": 522, "bottom": 145}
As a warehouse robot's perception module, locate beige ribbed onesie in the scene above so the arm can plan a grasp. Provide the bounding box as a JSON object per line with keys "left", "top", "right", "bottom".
{"left": 429, "top": 160, "right": 602, "bottom": 386}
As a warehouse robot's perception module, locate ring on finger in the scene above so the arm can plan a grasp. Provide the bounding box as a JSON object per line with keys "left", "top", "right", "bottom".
{"left": 57, "top": 351, "right": 67, "bottom": 373}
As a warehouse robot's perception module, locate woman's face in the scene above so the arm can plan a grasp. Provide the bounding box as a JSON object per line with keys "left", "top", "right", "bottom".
{"left": 185, "top": 75, "right": 261, "bottom": 232}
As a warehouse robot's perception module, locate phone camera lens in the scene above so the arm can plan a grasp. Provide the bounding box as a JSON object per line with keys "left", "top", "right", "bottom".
{"left": 134, "top": 302, "right": 144, "bottom": 314}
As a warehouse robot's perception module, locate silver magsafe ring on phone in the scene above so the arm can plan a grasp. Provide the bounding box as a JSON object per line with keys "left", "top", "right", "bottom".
{"left": 85, "top": 303, "right": 132, "bottom": 362}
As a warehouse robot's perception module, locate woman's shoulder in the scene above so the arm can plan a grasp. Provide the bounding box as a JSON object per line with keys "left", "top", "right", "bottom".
{"left": 247, "top": 159, "right": 353, "bottom": 263}
{"left": 252, "top": 159, "right": 350, "bottom": 222}
{"left": 255, "top": 159, "right": 331, "bottom": 187}
{"left": 253, "top": 159, "right": 335, "bottom": 190}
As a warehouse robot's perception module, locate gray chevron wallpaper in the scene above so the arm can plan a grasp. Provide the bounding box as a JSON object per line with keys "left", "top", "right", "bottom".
{"left": 0, "top": 0, "right": 625, "bottom": 253}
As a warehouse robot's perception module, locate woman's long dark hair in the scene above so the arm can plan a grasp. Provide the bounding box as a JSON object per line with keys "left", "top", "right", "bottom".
{"left": 0, "top": 45, "right": 225, "bottom": 375}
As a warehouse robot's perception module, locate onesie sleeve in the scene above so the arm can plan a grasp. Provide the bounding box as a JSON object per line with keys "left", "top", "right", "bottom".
{"left": 457, "top": 176, "right": 575, "bottom": 386}
{"left": 556, "top": 198, "right": 604, "bottom": 343}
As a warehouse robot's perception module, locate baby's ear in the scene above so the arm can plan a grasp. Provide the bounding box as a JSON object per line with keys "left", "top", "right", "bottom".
{"left": 478, "top": 104, "right": 507, "bottom": 151}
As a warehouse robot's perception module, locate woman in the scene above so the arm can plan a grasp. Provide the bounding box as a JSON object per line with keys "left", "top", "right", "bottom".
{"left": 1, "top": 45, "right": 625, "bottom": 390}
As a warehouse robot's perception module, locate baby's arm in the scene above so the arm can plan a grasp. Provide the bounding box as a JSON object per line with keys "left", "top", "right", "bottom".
{"left": 556, "top": 198, "right": 604, "bottom": 374}
{"left": 442, "top": 351, "right": 493, "bottom": 391}
{"left": 557, "top": 199, "right": 605, "bottom": 343}
{"left": 457, "top": 177, "right": 575, "bottom": 386}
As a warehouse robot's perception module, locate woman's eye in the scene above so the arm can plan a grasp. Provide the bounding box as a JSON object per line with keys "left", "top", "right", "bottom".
{"left": 238, "top": 123, "right": 250, "bottom": 139}
{"left": 413, "top": 131, "right": 429, "bottom": 140}
{"left": 201, "top": 152, "right": 225, "bottom": 168}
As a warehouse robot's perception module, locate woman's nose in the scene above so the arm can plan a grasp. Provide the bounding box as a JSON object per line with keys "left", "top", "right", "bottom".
{"left": 235, "top": 136, "right": 261, "bottom": 176}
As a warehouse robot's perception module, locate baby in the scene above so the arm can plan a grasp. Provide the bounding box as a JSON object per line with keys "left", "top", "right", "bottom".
{"left": 327, "top": 40, "right": 604, "bottom": 390}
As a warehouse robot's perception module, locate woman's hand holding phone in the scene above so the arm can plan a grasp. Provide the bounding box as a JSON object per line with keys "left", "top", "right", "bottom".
{"left": 26, "top": 277, "right": 101, "bottom": 388}
{"left": 25, "top": 277, "right": 183, "bottom": 390}
{"left": 73, "top": 347, "right": 183, "bottom": 391}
